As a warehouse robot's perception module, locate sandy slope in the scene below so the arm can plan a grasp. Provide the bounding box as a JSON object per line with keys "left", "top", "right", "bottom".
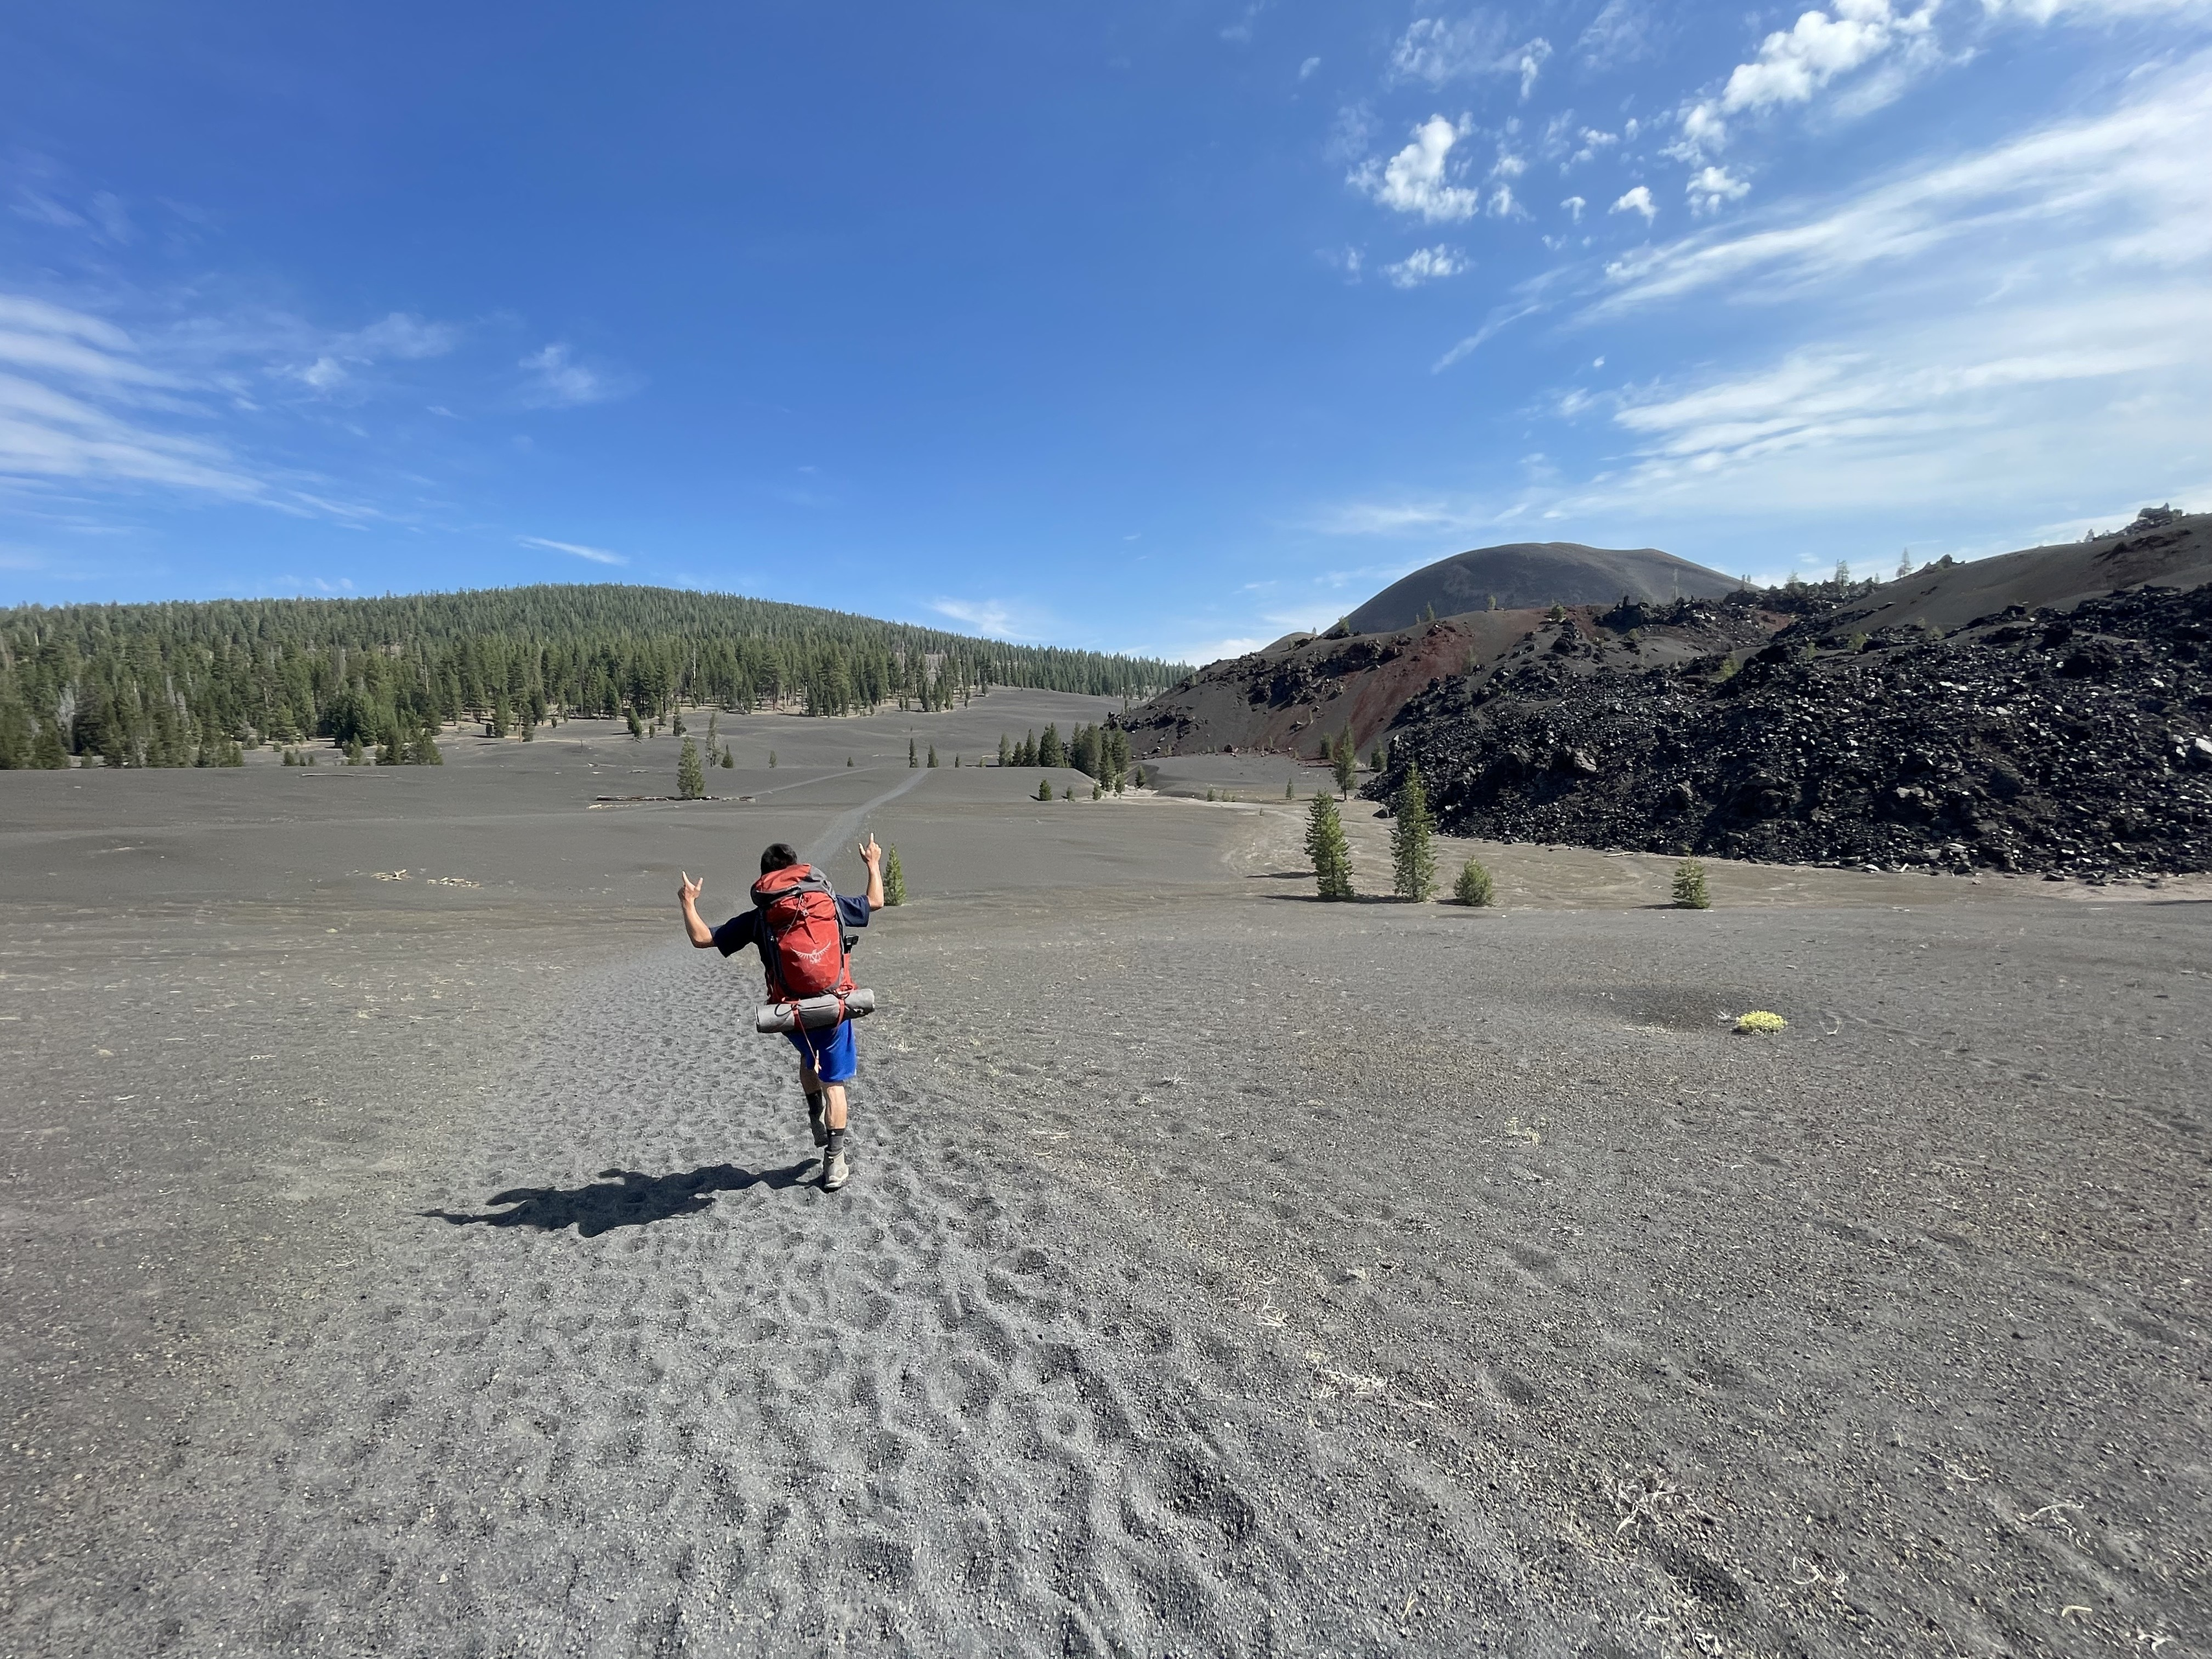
{"left": 3, "top": 695, "right": 2206, "bottom": 1656}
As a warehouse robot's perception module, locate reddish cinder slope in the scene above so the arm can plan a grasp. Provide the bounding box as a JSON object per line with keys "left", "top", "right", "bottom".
{"left": 1124, "top": 602, "right": 1780, "bottom": 760}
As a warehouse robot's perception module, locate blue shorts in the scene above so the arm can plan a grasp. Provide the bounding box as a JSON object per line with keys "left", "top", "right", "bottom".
{"left": 786, "top": 1018, "right": 857, "bottom": 1085}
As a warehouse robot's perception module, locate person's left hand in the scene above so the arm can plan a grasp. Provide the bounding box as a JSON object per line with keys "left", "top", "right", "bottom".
{"left": 679, "top": 871, "right": 703, "bottom": 905}
{"left": 859, "top": 834, "right": 881, "bottom": 867}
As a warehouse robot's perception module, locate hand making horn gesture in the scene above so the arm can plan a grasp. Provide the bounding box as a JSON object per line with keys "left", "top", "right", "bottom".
{"left": 679, "top": 871, "right": 704, "bottom": 905}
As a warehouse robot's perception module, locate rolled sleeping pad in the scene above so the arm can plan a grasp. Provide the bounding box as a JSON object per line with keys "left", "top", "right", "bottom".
{"left": 755, "top": 988, "right": 877, "bottom": 1034}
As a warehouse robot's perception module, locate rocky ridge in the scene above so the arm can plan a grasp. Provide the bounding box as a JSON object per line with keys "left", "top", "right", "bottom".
{"left": 1367, "top": 581, "right": 2212, "bottom": 880}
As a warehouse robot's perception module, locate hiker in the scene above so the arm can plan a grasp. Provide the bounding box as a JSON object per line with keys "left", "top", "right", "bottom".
{"left": 678, "top": 836, "right": 886, "bottom": 1190}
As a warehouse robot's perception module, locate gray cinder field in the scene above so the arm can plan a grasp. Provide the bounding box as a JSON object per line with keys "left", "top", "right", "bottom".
{"left": 3, "top": 691, "right": 2206, "bottom": 1656}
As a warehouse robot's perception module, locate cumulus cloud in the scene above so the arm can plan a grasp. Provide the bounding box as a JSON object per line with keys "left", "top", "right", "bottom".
{"left": 1676, "top": 0, "right": 1938, "bottom": 156}
{"left": 1385, "top": 246, "right": 1470, "bottom": 286}
{"left": 1563, "top": 194, "right": 1589, "bottom": 220}
{"left": 1565, "top": 127, "right": 1620, "bottom": 168}
{"left": 1611, "top": 185, "right": 1657, "bottom": 222}
{"left": 1351, "top": 116, "right": 1482, "bottom": 222}
{"left": 1391, "top": 16, "right": 1553, "bottom": 98}
{"left": 1686, "top": 165, "right": 1752, "bottom": 214}
{"left": 518, "top": 535, "right": 628, "bottom": 566}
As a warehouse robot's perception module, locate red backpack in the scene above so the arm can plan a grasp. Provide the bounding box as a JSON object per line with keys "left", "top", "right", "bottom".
{"left": 749, "top": 864, "right": 854, "bottom": 1000}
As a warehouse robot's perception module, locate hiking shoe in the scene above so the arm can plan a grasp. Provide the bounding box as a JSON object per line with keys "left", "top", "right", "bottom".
{"left": 822, "top": 1149, "right": 850, "bottom": 1191}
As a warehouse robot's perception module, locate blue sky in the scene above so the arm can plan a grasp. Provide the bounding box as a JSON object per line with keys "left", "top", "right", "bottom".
{"left": 2, "top": 0, "right": 2206, "bottom": 662}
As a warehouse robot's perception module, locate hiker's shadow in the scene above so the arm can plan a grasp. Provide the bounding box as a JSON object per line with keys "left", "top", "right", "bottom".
{"left": 425, "top": 1160, "right": 816, "bottom": 1238}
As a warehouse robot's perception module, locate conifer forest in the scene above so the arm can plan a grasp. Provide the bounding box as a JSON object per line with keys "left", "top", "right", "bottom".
{"left": 0, "top": 584, "right": 1188, "bottom": 768}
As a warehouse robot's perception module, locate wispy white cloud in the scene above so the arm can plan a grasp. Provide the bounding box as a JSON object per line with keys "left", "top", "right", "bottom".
{"left": 1434, "top": 296, "right": 1551, "bottom": 369}
{"left": 0, "top": 296, "right": 264, "bottom": 499}
{"left": 518, "top": 535, "right": 628, "bottom": 566}
{"left": 1576, "top": 0, "right": 1657, "bottom": 70}
{"left": 279, "top": 311, "right": 460, "bottom": 396}
{"left": 1391, "top": 16, "right": 1553, "bottom": 99}
{"left": 1351, "top": 116, "right": 1480, "bottom": 222}
{"left": 1600, "top": 51, "right": 2212, "bottom": 314}
{"left": 518, "top": 342, "right": 631, "bottom": 408}
{"left": 1386, "top": 246, "right": 1469, "bottom": 286}
{"left": 1556, "top": 284, "right": 2212, "bottom": 520}
{"left": 930, "top": 597, "right": 1030, "bottom": 638}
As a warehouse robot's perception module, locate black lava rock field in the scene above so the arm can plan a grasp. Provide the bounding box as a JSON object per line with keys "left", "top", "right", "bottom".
{"left": 1368, "top": 583, "right": 2212, "bottom": 880}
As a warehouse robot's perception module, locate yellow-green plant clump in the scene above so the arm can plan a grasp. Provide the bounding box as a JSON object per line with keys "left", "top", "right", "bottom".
{"left": 1734, "top": 1010, "right": 1787, "bottom": 1034}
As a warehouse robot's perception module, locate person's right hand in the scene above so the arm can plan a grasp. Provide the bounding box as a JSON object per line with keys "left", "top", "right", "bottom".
{"left": 679, "top": 872, "right": 703, "bottom": 905}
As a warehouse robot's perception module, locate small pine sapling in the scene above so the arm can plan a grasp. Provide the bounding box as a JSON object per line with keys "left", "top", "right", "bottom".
{"left": 768, "top": 750, "right": 777, "bottom": 767}
{"left": 927, "top": 745, "right": 938, "bottom": 767}
{"left": 1063, "top": 785, "right": 1075, "bottom": 800}
{"left": 1036, "top": 776, "right": 1053, "bottom": 801}
{"left": 1329, "top": 732, "right": 1357, "bottom": 796}
{"left": 1285, "top": 778, "right": 1295, "bottom": 799}
{"left": 1390, "top": 761, "right": 1436, "bottom": 901}
{"left": 1304, "top": 791, "right": 1354, "bottom": 901}
{"left": 883, "top": 845, "right": 907, "bottom": 906}
{"left": 677, "top": 736, "right": 706, "bottom": 800}
{"left": 1453, "top": 858, "right": 1494, "bottom": 907}
{"left": 909, "top": 737, "right": 918, "bottom": 768}
{"left": 1672, "top": 857, "right": 1711, "bottom": 909}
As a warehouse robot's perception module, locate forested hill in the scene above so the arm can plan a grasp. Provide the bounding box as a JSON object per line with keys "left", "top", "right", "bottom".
{"left": 0, "top": 583, "right": 1189, "bottom": 769}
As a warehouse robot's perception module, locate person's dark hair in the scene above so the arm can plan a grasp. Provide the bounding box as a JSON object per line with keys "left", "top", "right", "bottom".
{"left": 760, "top": 842, "right": 800, "bottom": 874}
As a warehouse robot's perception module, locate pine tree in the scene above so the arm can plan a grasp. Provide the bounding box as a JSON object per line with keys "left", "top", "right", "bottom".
{"left": 720, "top": 747, "right": 732, "bottom": 768}
{"left": 846, "top": 755, "right": 854, "bottom": 767}
{"left": 410, "top": 728, "right": 444, "bottom": 765}
{"left": 883, "top": 845, "right": 907, "bottom": 905}
{"left": 927, "top": 744, "right": 938, "bottom": 767}
{"left": 1305, "top": 792, "right": 1353, "bottom": 900}
{"left": 953, "top": 754, "right": 962, "bottom": 767}
{"left": 1453, "top": 857, "right": 1493, "bottom": 907}
{"left": 909, "top": 737, "right": 918, "bottom": 767}
{"left": 1672, "top": 857, "right": 1711, "bottom": 909}
{"left": 345, "top": 736, "right": 365, "bottom": 765}
{"left": 678, "top": 736, "right": 706, "bottom": 799}
{"left": 1390, "top": 761, "right": 1435, "bottom": 901}
{"left": 997, "top": 733, "right": 1010, "bottom": 767}
{"left": 1036, "top": 776, "right": 1053, "bottom": 801}
{"left": 1284, "top": 778, "right": 1295, "bottom": 800}
{"left": 768, "top": 749, "right": 777, "bottom": 767}
{"left": 30, "top": 721, "right": 66, "bottom": 769}
{"left": 627, "top": 709, "right": 644, "bottom": 740}
{"left": 1330, "top": 731, "right": 1357, "bottom": 796}
{"left": 1038, "top": 725, "right": 1065, "bottom": 768}
{"left": 1371, "top": 743, "right": 1387, "bottom": 774}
